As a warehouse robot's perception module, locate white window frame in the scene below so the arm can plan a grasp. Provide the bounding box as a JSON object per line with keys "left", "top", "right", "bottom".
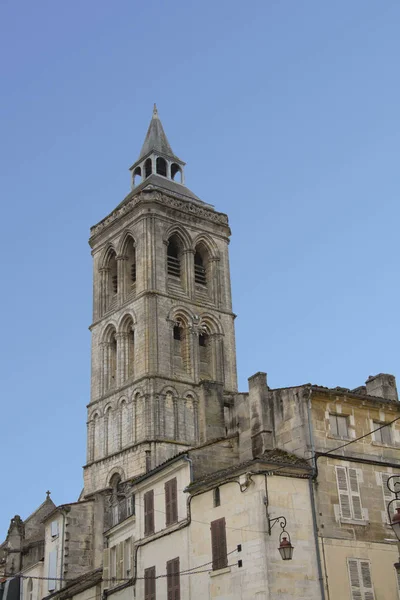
{"left": 335, "top": 466, "right": 364, "bottom": 521}
{"left": 347, "top": 558, "right": 375, "bottom": 600}
{"left": 380, "top": 472, "right": 400, "bottom": 524}
{"left": 50, "top": 520, "right": 59, "bottom": 538}
{"left": 48, "top": 549, "right": 58, "bottom": 592}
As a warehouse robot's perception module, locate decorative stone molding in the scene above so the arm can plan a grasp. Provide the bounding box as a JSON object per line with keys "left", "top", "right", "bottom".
{"left": 90, "top": 190, "right": 229, "bottom": 240}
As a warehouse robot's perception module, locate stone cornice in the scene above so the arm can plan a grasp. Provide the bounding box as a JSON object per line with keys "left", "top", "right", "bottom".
{"left": 89, "top": 189, "right": 229, "bottom": 244}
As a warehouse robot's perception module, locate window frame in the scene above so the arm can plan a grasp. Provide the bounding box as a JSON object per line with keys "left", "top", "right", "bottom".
{"left": 374, "top": 422, "right": 392, "bottom": 446}
{"left": 165, "top": 478, "right": 178, "bottom": 527}
{"left": 347, "top": 558, "right": 375, "bottom": 600}
{"left": 144, "top": 490, "right": 155, "bottom": 536}
{"left": 144, "top": 566, "right": 156, "bottom": 600}
{"left": 335, "top": 466, "right": 364, "bottom": 521}
{"left": 166, "top": 557, "right": 180, "bottom": 600}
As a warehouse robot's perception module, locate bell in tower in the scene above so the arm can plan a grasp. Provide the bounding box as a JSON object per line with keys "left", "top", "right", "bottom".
{"left": 84, "top": 106, "right": 238, "bottom": 496}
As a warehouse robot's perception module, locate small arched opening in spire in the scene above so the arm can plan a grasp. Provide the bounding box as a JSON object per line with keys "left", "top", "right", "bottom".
{"left": 171, "top": 163, "right": 182, "bottom": 183}
{"left": 167, "top": 234, "right": 182, "bottom": 279}
{"left": 156, "top": 157, "right": 167, "bottom": 177}
{"left": 133, "top": 166, "right": 142, "bottom": 187}
{"left": 144, "top": 158, "right": 152, "bottom": 178}
{"left": 199, "top": 331, "right": 211, "bottom": 379}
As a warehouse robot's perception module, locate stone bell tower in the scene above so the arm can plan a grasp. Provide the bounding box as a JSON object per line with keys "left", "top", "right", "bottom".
{"left": 83, "top": 105, "right": 238, "bottom": 496}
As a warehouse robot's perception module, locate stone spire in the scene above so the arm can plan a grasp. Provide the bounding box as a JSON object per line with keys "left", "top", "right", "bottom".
{"left": 129, "top": 105, "right": 185, "bottom": 189}
{"left": 138, "top": 104, "right": 179, "bottom": 161}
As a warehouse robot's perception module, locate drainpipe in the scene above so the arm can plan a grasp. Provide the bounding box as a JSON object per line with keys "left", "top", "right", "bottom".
{"left": 306, "top": 387, "right": 326, "bottom": 600}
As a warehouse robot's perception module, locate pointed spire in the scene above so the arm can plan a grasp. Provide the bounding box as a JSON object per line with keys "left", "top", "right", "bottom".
{"left": 138, "top": 104, "right": 177, "bottom": 160}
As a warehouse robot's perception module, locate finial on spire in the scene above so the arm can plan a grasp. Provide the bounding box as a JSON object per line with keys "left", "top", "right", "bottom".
{"left": 153, "top": 103, "right": 158, "bottom": 118}
{"left": 46, "top": 490, "right": 51, "bottom": 499}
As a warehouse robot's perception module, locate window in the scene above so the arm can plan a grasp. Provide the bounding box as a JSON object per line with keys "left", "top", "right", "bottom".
{"left": 330, "top": 414, "right": 349, "bottom": 438}
{"left": 194, "top": 251, "right": 207, "bottom": 285}
{"left": 144, "top": 490, "right": 155, "bottom": 536}
{"left": 171, "top": 163, "right": 182, "bottom": 182}
{"left": 335, "top": 466, "right": 363, "bottom": 520}
{"left": 166, "top": 557, "right": 180, "bottom": 600}
{"left": 213, "top": 487, "right": 220, "bottom": 507}
{"left": 48, "top": 549, "right": 57, "bottom": 591}
{"left": 347, "top": 559, "right": 375, "bottom": 600}
{"left": 50, "top": 520, "right": 59, "bottom": 538}
{"left": 124, "top": 539, "right": 132, "bottom": 577}
{"left": 374, "top": 422, "right": 392, "bottom": 445}
{"left": 144, "top": 158, "right": 152, "bottom": 178}
{"left": 156, "top": 157, "right": 167, "bottom": 177}
{"left": 167, "top": 237, "right": 181, "bottom": 278}
{"left": 381, "top": 473, "right": 400, "bottom": 522}
{"left": 144, "top": 566, "right": 156, "bottom": 600}
{"left": 165, "top": 478, "right": 178, "bottom": 526}
{"left": 211, "top": 518, "right": 228, "bottom": 570}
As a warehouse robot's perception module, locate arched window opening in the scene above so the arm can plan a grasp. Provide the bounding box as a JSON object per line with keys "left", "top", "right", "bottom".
{"left": 171, "top": 163, "right": 182, "bottom": 183}
{"left": 133, "top": 166, "right": 142, "bottom": 187}
{"left": 127, "top": 329, "right": 135, "bottom": 378}
{"left": 194, "top": 251, "right": 207, "bottom": 286}
{"left": 199, "top": 332, "right": 211, "bottom": 379}
{"left": 110, "top": 332, "right": 117, "bottom": 387}
{"left": 167, "top": 236, "right": 181, "bottom": 278}
{"left": 173, "top": 322, "right": 190, "bottom": 375}
{"left": 144, "top": 158, "right": 152, "bottom": 178}
{"left": 156, "top": 157, "right": 167, "bottom": 177}
{"left": 106, "top": 250, "right": 118, "bottom": 304}
{"left": 213, "top": 487, "right": 220, "bottom": 507}
{"left": 124, "top": 237, "right": 136, "bottom": 289}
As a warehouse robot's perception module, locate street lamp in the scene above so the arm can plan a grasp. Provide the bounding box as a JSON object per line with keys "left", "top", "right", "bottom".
{"left": 386, "top": 475, "right": 400, "bottom": 575}
{"left": 268, "top": 515, "right": 294, "bottom": 561}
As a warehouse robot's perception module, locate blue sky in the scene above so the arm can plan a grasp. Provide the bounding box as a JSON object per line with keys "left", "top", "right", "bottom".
{"left": 1, "top": 0, "right": 399, "bottom": 538}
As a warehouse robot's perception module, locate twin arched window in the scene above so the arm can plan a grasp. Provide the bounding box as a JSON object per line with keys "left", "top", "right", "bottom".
{"left": 102, "top": 238, "right": 136, "bottom": 315}
{"left": 103, "top": 318, "right": 135, "bottom": 392}
{"left": 167, "top": 236, "right": 210, "bottom": 292}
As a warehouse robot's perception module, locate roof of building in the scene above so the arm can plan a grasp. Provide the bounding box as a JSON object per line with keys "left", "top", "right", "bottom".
{"left": 187, "top": 448, "right": 311, "bottom": 490}
{"left": 138, "top": 104, "right": 182, "bottom": 162}
{"left": 131, "top": 173, "right": 203, "bottom": 203}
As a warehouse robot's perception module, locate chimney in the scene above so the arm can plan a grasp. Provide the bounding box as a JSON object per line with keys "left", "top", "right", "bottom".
{"left": 248, "top": 372, "right": 273, "bottom": 457}
{"left": 365, "top": 373, "right": 398, "bottom": 402}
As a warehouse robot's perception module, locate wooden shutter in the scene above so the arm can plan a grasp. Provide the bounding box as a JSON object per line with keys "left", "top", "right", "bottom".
{"left": 360, "top": 561, "right": 375, "bottom": 600}
{"left": 348, "top": 468, "right": 363, "bottom": 520}
{"left": 144, "top": 566, "right": 156, "bottom": 600}
{"left": 167, "top": 558, "right": 180, "bottom": 600}
{"left": 211, "top": 518, "right": 228, "bottom": 570}
{"left": 103, "top": 548, "right": 110, "bottom": 590}
{"left": 116, "top": 542, "right": 124, "bottom": 581}
{"left": 144, "top": 490, "right": 154, "bottom": 535}
{"left": 48, "top": 549, "right": 58, "bottom": 591}
{"left": 336, "top": 467, "right": 352, "bottom": 519}
{"left": 348, "top": 559, "right": 362, "bottom": 600}
{"left": 347, "top": 559, "right": 375, "bottom": 600}
{"left": 165, "top": 478, "right": 178, "bottom": 526}
{"left": 381, "top": 473, "right": 400, "bottom": 521}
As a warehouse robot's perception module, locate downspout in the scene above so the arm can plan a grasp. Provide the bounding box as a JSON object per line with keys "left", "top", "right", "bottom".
{"left": 307, "top": 387, "right": 326, "bottom": 600}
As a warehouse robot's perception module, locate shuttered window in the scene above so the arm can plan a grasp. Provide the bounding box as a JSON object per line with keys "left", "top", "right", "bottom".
{"left": 48, "top": 549, "right": 58, "bottom": 591}
{"left": 381, "top": 473, "right": 400, "bottom": 522}
{"left": 144, "top": 566, "right": 156, "bottom": 600}
{"left": 336, "top": 467, "right": 363, "bottom": 520}
{"left": 165, "top": 478, "right": 178, "bottom": 526}
{"left": 50, "top": 520, "right": 59, "bottom": 538}
{"left": 144, "top": 490, "right": 155, "bottom": 536}
{"left": 166, "top": 558, "right": 180, "bottom": 600}
{"left": 211, "top": 518, "right": 228, "bottom": 570}
{"left": 347, "top": 559, "right": 375, "bottom": 600}
{"left": 330, "top": 414, "right": 349, "bottom": 438}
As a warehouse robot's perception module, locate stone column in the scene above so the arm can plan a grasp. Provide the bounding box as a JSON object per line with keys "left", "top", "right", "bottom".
{"left": 116, "top": 255, "right": 127, "bottom": 302}
{"left": 183, "top": 248, "right": 195, "bottom": 298}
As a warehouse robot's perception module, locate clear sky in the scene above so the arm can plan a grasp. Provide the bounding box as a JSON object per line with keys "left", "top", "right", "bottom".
{"left": 1, "top": 0, "right": 399, "bottom": 538}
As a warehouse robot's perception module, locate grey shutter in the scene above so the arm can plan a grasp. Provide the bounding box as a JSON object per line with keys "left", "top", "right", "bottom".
{"left": 103, "top": 548, "right": 110, "bottom": 590}
{"left": 50, "top": 520, "right": 59, "bottom": 537}
{"left": 348, "top": 468, "right": 363, "bottom": 520}
{"left": 360, "top": 561, "right": 375, "bottom": 600}
{"left": 48, "top": 549, "right": 58, "bottom": 591}
{"left": 347, "top": 559, "right": 362, "bottom": 600}
{"left": 336, "top": 467, "right": 352, "bottom": 519}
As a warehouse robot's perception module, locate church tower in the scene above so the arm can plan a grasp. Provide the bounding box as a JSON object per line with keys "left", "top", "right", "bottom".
{"left": 84, "top": 106, "right": 237, "bottom": 495}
